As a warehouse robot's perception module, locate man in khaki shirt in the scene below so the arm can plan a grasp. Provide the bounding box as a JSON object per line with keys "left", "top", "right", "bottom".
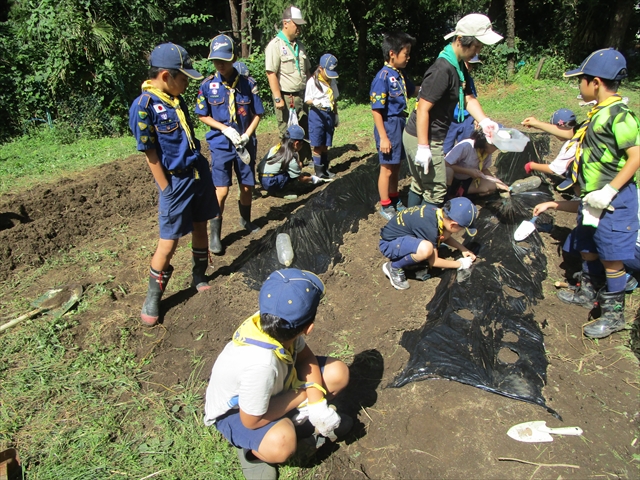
{"left": 265, "top": 5, "right": 312, "bottom": 160}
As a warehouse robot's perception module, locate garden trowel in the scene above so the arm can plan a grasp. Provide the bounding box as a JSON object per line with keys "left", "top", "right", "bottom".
{"left": 507, "top": 421, "right": 583, "bottom": 443}
{"left": 514, "top": 216, "right": 538, "bottom": 241}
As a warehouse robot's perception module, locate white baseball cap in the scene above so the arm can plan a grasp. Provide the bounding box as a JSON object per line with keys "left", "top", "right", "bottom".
{"left": 283, "top": 5, "right": 306, "bottom": 25}
{"left": 444, "top": 14, "right": 503, "bottom": 45}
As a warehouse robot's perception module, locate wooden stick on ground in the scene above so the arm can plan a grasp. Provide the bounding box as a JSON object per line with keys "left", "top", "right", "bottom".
{"left": 498, "top": 457, "right": 580, "bottom": 469}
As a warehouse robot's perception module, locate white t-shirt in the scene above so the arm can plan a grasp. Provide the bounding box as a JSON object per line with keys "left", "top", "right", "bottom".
{"left": 304, "top": 77, "right": 339, "bottom": 110}
{"left": 203, "top": 330, "right": 306, "bottom": 425}
{"left": 548, "top": 140, "right": 577, "bottom": 176}
{"left": 445, "top": 139, "right": 494, "bottom": 180}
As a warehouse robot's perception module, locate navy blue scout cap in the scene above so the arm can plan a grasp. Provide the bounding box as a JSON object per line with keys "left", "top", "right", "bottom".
{"left": 150, "top": 43, "right": 203, "bottom": 80}
{"left": 564, "top": 48, "right": 628, "bottom": 81}
{"left": 233, "top": 61, "right": 250, "bottom": 77}
{"left": 259, "top": 269, "right": 325, "bottom": 328}
{"left": 208, "top": 34, "right": 235, "bottom": 61}
{"left": 444, "top": 197, "right": 478, "bottom": 236}
{"left": 320, "top": 54, "right": 339, "bottom": 79}
{"left": 286, "top": 124, "right": 305, "bottom": 140}
{"left": 550, "top": 109, "right": 576, "bottom": 129}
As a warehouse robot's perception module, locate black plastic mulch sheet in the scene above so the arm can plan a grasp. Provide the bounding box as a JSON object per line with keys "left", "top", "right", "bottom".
{"left": 391, "top": 133, "right": 561, "bottom": 417}
{"left": 239, "top": 157, "right": 381, "bottom": 289}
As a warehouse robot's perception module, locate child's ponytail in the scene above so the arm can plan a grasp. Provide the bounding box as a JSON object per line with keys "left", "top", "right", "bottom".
{"left": 267, "top": 136, "right": 298, "bottom": 173}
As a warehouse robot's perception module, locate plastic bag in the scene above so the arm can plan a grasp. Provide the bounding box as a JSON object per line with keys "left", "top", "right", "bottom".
{"left": 287, "top": 107, "right": 299, "bottom": 127}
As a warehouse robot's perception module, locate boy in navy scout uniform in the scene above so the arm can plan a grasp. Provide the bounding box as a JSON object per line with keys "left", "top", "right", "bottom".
{"left": 129, "top": 43, "right": 219, "bottom": 327}
{"left": 556, "top": 48, "right": 640, "bottom": 339}
{"left": 370, "top": 32, "right": 418, "bottom": 220}
{"left": 379, "top": 197, "right": 478, "bottom": 290}
{"left": 196, "top": 35, "right": 265, "bottom": 254}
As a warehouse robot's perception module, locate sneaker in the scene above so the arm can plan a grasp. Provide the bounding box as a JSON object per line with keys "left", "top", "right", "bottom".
{"left": 379, "top": 205, "right": 396, "bottom": 221}
{"left": 382, "top": 261, "right": 410, "bottom": 290}
{"left": 236, "top": 448, "right": 277, "bottom": 480}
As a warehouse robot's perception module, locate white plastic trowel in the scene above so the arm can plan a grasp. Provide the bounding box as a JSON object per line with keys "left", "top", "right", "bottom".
{"left": 514, "top": 216, "right": 538, "bottom": 241}
{"left": 507, "top": 421, "right": 583, "bottom": 443}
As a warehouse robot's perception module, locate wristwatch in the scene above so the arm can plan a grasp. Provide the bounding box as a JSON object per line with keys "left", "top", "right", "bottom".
{"left": 274, "top": 97, "right": 282, "bottom": 103}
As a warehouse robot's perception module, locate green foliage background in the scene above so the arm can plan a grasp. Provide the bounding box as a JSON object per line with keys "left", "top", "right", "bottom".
{"left": 0, "top": 0, "right": 638, "bottom": 142}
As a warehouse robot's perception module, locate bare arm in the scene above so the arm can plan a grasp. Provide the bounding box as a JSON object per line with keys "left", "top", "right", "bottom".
{"left": 444, "top": 235, "right": 476, "bottom": 260}
{"left": 245, "top": 114, "right": 261, "bottom": 138}
{"left": 144, "top": 150, "right": 169, "bottom": 191}
{"left": 266, "top": 71, "right": 285, "bottom": 110}
{"left": 533, "top": 200, "right": 579, "bottom": 216}
{"left": 198, "top": 114, "right": 230, "bottom": 132}
{"left": 609, "top": 146, "right": 640, "bottom": 191}
{"left": 239, "top": 389, "right": 306, "bottom": 429}
{"left": 416, "top": 98, "right": 434, "bottom": 146}
{"left": 372, "top": 109, "right": 391, "bottom": 154}
{"left": 521, "top": 117, "right": 573, "bottom": 139}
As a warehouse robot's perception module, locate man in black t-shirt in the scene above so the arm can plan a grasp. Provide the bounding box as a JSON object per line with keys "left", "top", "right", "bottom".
{"left": 404, "top": 13, "right": 502, "bottom": 207}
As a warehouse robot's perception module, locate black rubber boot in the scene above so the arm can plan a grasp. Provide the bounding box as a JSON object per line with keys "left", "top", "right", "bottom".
{"left": 314, "top": 164, "right": 328, "bottom": 179}
{"left": 140, "top": 265, "right": 173, "bottom": 326}
{"left": 584, "top": 290, "right": 626, "bottom": 339}
{"left": 238, "top": 202, "right": 260, "bottom": 232}
{"left": 191, "top": 248, "right": 211, "bottom": 292}
{"left": 322, "top": 157, "right": 336, "bottom": 179}
{"left": 209, "top": 217, "right": 222, "bottom": 255}
{"left": 557, "top": 273, "right": 603, "bottom": 309}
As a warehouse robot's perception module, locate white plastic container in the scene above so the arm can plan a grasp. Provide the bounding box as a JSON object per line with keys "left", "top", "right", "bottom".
{"left": 276, "top": 233, "right": 294, "bottom": 266}
{"left": 492, "top": 128, "right": 530, "bottom": 152}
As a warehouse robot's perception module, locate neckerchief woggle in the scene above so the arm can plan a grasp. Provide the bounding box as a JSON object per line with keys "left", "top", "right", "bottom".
{"left": 438, "top": 44, "right": 466, "bottom": 122}
{"left": 277, "top": 31, "right": 301, "bottom": 75}
{"left": 232, "top": 312, "right": 305, "bottom": 391}
{"left": 142, "top": 80, "right": 197, "bottom": 151}
{"left": 564, "top": 94, "right": 623, "bottom": 188}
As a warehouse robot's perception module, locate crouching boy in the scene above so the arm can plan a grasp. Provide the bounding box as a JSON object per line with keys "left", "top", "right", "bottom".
{"left": 380, "top": 197, "right": 479, "bottom": 290}
{"left": 204, "top": 269, "right": 351, "bottom": 479}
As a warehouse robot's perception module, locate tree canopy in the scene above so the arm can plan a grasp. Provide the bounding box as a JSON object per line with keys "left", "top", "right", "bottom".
{"left": 0, "top": 0, "right": 637, "bottom": 141}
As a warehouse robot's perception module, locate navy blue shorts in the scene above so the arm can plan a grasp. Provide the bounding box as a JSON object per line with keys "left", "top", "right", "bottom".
{"left": 375, "top": 116, "right": 406, "bottom": 165}
{"left": 158, "top": 156, "right": 218, "bottom": 240}
{"left": 260, "top": 172, "right": 291, "bottom": 192}
{"left": 443, "top": 116, "right": 475, "bottom": 155}
{"left": 214, "top": 356, "right": 328, "bottom": 452}
{"left": 210, "top": 144, "right": 256, "bottom": 188}
{"left": 564, "top": 183, "right": 638, "bottom": 262}
{"left": 379, "top": 235, "right": 424, "bottom": 261}
{"left": 308, "top": 108, "right": 335, "bottom": 147}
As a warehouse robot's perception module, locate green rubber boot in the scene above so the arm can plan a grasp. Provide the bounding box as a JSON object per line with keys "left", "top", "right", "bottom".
{"left": 584, "top": 290, "right": 626, "bottom": 339}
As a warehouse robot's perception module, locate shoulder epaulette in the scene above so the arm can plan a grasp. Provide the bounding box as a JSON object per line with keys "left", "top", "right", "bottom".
{"left": 137, "top": 93, "right": 152, "bottom": 108}
{"left": 378, "top": 69, "right": 389, "bottom": 80}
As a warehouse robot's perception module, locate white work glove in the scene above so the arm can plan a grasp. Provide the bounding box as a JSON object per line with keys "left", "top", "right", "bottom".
{"left": 414, "top": 145, "right": 432, "bottom": 174}
{"left": 582, "top": 204, "right": 603, "bottom": 228}
{"left": 307, "top": 399, "right": 341, "bottom": 437}
{"left": 238, "top": 133, "right": 250, "bottom": 148}
{"left": 583, "top": 184, "right": 618, "bottom": 210}
{"left": 457, "top": 257, "right": 473, "bottom": 270}
{"left": 334, "top": 114, "right": 340, "bottom": 127}
{"left": 310, "top": 175, "right": 322, "bottom": 184}
{"left": 222, "top": 127, "right": 242, "bottom": 146}
{"left": 479, "top": 118, "right": 499, "bottom": 144}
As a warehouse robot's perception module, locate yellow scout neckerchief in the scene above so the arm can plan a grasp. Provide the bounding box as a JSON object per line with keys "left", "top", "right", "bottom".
{"left": 318, "top": 75, "right": 335, "bottom": 111}
{"left": 384, "top": 62, "right": 407, "bottom": 99}
{"left": 567, "top": 94, "right": 622, "bottom": 186}
{"left": 232, "top": 313, "right": 304, "bottom": 390}
{"left": 435, "top": 208, "right": 445, "bottom": 246}
{"left": 221, "top": 73, "right": 240, "bottom": 124}
{"left": 142, "top": 80, "right": 197, "bottom": 151}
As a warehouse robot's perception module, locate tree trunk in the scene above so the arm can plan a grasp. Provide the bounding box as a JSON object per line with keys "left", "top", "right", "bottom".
{"left": 229, "top": 0, "right": 240, "bottom": 40}
{"left": 240, "top": 0, "right": 250, "bottom": 57}
{"left": 505, "top": 0, "right": 515, "bottom": 77}
{"left": 605, "top": 0, "right": 634, "bottom": 49}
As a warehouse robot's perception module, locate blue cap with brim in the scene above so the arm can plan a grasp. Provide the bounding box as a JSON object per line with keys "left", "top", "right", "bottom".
{"left": 320, "top": 54, "right": 339, "bottom": 79}
{"left": 445, "top": 197, "right": 479, "bottom": 236}
{"left": 208, "top": 34, "right": 235, "bottom": 61}
{"left": 150, "top": 43, "right": 203, "bottom": 80}
{"left": 286, "top": 124, "right": 305, "bottom": 141}
{"left": 564, "top": 48, "right": 628, "bottom": 81}
{"left": 233, "top": 61, "right": 250, "bottom": 77}
{"left": 259, "top": 269, "right": 325, "bottom": 328}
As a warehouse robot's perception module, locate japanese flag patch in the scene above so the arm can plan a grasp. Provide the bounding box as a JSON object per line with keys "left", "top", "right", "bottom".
{"left": 210, "top": 82, "right": 219, "bottom": 89}
{"left": 153, "top": 104, "right": 166, "bottom": 113}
